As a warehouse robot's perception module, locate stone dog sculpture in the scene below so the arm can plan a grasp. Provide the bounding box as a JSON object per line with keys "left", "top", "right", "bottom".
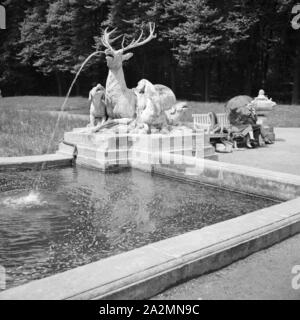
{"left": 90, "top": 23, "right": 189, "bottom": 134}
{"left": 134, "top": 79, "right": 189, "bottom": 133}
{"left": 88, "top": 84, "right": 107, "bottom": 127}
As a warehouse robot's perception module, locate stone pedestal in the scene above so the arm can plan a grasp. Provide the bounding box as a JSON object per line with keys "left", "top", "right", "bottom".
{"left": 57, "top": 127, "right": 218, "bottom": 172}
{"left": 257, "top": 115, "right": 275, "bottom": 142}
{"left": 58, "top": 130, "right": 130, "bottom": 171}
{"left": 252, "top": 90, "right": 277, "bottom": 142}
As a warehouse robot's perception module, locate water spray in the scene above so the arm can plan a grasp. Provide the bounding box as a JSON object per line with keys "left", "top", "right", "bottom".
{"left": 32, "top": 50, "right": 105, "bottom": 191}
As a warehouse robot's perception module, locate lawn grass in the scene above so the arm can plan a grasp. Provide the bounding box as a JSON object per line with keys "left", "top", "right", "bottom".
{"left": 0, "top": 96, "right": 88, "bottom": 157}
{"left": 0, "top": 96, "right": 88, "bottom": 113}
{"left": 1, "top": 96, "right": 300, "bottom": 157}
{"left": 0, "top": 107, "right": 86, "bottom": 157}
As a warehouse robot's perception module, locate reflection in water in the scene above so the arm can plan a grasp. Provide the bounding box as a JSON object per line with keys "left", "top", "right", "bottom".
{"left": 0, "top": 168, "right": 277, "bottom": 290}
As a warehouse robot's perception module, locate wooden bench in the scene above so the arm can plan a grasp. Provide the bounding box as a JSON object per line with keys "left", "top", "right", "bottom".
{"left": 192, "top": 114, "right": 212, "bottom": 133}
{"left": 192, "top": 113, "right": 230, "bottom": 140}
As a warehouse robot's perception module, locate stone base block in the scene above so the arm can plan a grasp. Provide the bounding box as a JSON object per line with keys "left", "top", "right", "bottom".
{"left": 57, "top": 128, "right": 218, "bottom": 171}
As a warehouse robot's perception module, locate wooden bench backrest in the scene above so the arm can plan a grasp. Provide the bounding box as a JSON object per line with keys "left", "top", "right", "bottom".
{"left": 216, "top": 113, "right": 230, "bottom": 128}
{"left": 192, "top": 114, "right": 212, "bottom": 133}
{"left": 193, "top": 113, "right": 230, "bottom": 132}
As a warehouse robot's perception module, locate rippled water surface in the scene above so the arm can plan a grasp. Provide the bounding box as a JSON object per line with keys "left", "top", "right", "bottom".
{"left": 0, "top": 168, "right": 277, "bottom": 289}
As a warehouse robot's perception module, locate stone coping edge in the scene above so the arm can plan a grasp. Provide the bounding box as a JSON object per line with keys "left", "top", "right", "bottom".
{"left": 1, "top": 197, "right": 300, "bottom": 300}
{"left": 0, "top": 154, "right": 73, "bottom": 171}
{"left": 132, "top": 153, "right": 300, "bottom": 201}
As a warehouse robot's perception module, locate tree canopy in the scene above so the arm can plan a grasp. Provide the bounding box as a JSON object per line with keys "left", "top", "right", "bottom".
{"left": 0, "top": 0, "right": 299, "bottom": 103}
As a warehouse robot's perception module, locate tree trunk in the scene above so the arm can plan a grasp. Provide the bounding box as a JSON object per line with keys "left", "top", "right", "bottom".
{"left": 204, "top": 61, "right": 210, "bottom": 102}
{"left": 170, "top": 62, "right": 176, "bottom": 94}
{"left": 292, "top": 51, "right": 300, "bottom": 105}
{"left": 55, "top": 72, "right": 63, "bottom": 96}
{"left": 244, "top": 61, "right": 252, "bottom": 96}
{"left": 142, "top": 52, "right": 147, "bottom": 79}
{"left": 162, "top": 54, "right": 168, "bottom": 83}
{"left": 262, "top": 51, "right": 270, "bottom": 89}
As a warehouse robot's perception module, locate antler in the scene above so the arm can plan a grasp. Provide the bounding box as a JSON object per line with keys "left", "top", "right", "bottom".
{"left": 121, "top": 22, "right": 156, "bottom": 52}
{"left": 101, "top": 28, "right": 123, "bottom": 52}
{"left": 101, "top": 22, "right": 156, "bottom": 53}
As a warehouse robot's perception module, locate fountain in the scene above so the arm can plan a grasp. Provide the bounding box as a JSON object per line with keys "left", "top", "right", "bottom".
{"left": 1, "top": 49, "right": 107, "bottom": 208}
{"left": 2, "top": 23, "right": 298, "bottom": 301}
{"left": 1, "top": 50, "right": 105, "bottom": 208}
{"left": 57, "top": 23, "right": 215, "bottom": 171}
{"left": 33, "top": 50, "right": 106, "bottom": 190}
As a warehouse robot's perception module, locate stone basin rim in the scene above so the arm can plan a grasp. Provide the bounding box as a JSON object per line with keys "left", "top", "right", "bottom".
{"left": 0, "top": 196, "right": 299, "bottom": 300}
{"left": 0, "top": 158, "right": 300, "bottom": 299}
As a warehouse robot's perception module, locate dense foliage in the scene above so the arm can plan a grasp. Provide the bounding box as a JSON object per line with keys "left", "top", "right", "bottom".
{"left": 0, "top": 0, "right": 299, "bottom": 103}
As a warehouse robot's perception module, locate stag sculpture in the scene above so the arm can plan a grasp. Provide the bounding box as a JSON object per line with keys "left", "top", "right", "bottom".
{"left": 91, "top": 23, "right": 188, "bottom": 134}
{"left": 101, "top": 23, "right": 157, "bottom": 119}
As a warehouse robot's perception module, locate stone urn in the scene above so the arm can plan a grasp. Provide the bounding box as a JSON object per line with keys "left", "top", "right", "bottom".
{"left": 252, "top": 90, "right": 277, "bottom": 141}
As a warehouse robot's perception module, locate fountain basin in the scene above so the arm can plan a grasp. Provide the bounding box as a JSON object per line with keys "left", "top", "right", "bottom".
{"left": 0, "top": 166, "right": 277, "bottom": 291}
{"left": 1, "top": 156, "right": 300, "bottom": 299}
{"left": 1, "top": 126, "right": 300, "bottom": 299}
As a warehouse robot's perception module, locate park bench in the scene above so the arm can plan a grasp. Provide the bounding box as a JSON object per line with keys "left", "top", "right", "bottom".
{"left": 192, "top": 113, "right": 230, "bottom": 140}
{"left": 193, "top": 112, "right": 267, "bottom": 149}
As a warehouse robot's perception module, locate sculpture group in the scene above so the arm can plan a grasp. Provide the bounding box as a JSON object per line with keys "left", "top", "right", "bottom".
{"left": 88, "top": 23, "right": 189, "bottom": 134}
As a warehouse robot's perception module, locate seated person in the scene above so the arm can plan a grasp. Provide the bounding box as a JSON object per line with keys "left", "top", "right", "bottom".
{"left": 244, "top": 103, "right": 274, "bottom": 145}
{"left": 227, "top": 108, "right": 256, "bottom": 149}
{"left": 228, "top": 102, "right": 273, "bottom": 147}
